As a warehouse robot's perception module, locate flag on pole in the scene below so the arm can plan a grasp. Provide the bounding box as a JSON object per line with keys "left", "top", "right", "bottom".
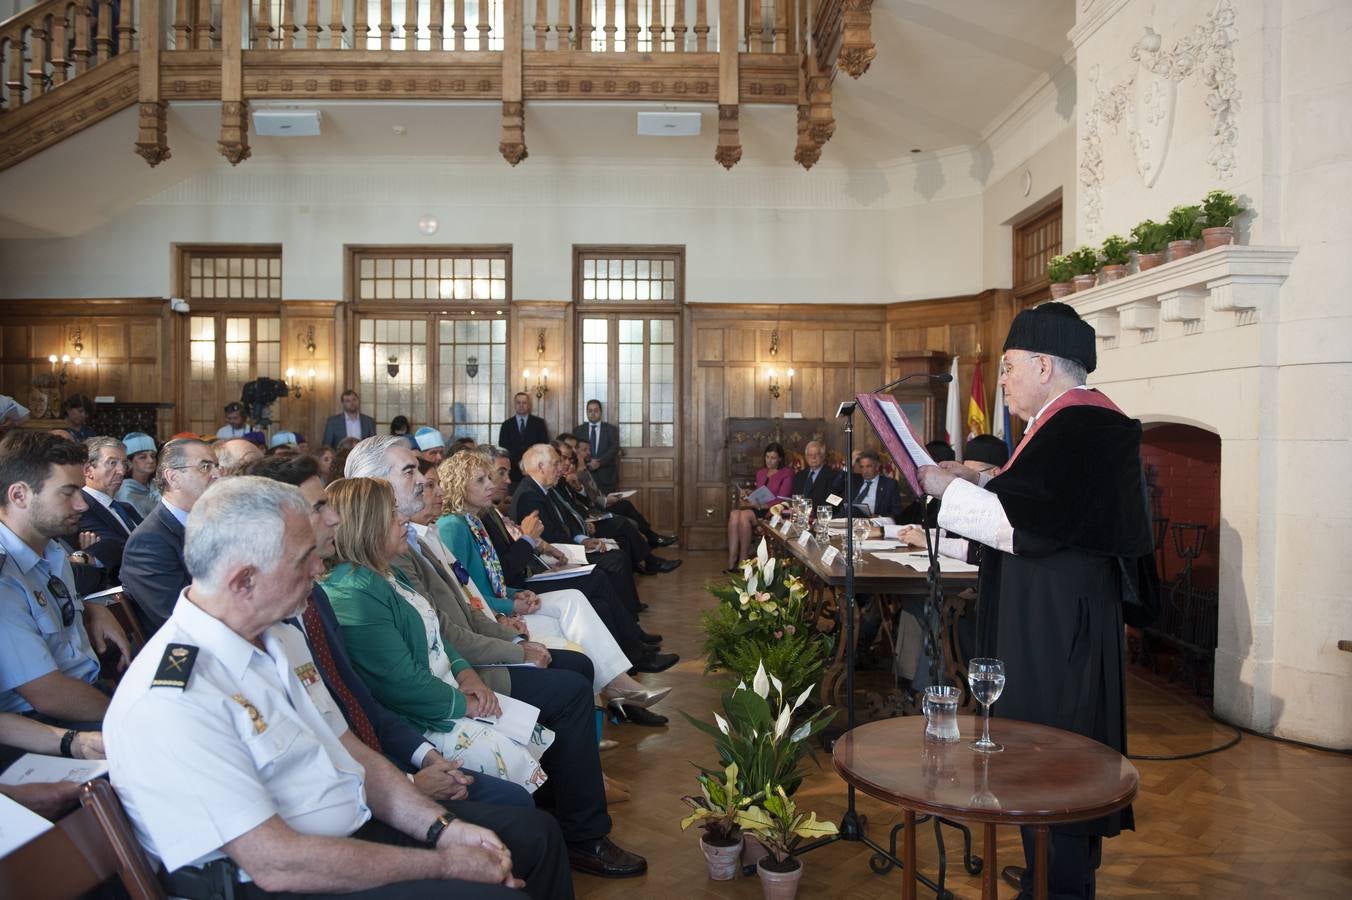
{"left": 967, "top": 358, "right": 989, "bottom": 438}
{"left": 992, "top": 381, "right": 1013, "bottom": 455}
{"left": 945, "top": 355, "right": 962, "bottom": 459}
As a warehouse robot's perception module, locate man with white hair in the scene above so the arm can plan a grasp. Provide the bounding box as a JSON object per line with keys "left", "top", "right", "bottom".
{"left": 120, "top": 439, "right": 221, "bottom": 635}
{"left": 345, "top": 435, "right": 644, "bottom": 878}
{"left": 215, "top": 437, "right": 263, "bottom": 476}
{"left": 106, "top": 476, "right": 562, "bottom": 898}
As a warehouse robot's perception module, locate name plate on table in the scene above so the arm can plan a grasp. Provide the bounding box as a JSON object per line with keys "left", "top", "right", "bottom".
{"left": 796, "top": 529, "right": 812, "bottom": 547}
{"left": 820, "top": 545, "right": 840, "bottom": 566}
{"left": 780, "top": 518, "right": 793, "bottom": 534}
{"left": 825, "top": 493, "right": 844, "bottom": 507}
{"left": 769, "top": 513, "right": 781, "bottom": 528}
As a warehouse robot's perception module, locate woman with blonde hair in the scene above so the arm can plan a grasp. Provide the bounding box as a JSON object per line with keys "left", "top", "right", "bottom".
{"left": 434, "top": 451, "right": 669, "bottom": 710}
{"left": 320, "top": 476, "right": 552, "bottom": 793}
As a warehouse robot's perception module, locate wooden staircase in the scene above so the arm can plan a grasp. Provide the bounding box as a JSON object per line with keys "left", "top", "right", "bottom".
{"left": 0, "top": 0, "right": 875, "bottom": 172}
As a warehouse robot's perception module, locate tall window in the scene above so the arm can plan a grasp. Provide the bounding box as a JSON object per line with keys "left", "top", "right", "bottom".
{"left": 178, "top": 245, "right": 283, "bottom": 436}
{"left": 349, "top": 247, "right": 511, "bottom": 436}
{"left": 1013, "top": 202, "right": 1062, "bottom": 302}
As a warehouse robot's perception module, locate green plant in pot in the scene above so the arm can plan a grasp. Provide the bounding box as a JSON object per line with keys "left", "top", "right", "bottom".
{"left": 736, "top": 783, "right": 839, "bottom": 894}
{"left": 1130, "top": 219, "right": 1169, "bottom": 271}
{"left": 1046, "top": 254, "right": 1074, "bottom": 298}
{"left": 1066, "top": 245, "right": 1100, "bottom": 291}
{"left": 1165, "top": 204, "right": 1204, "bottom": 261}
{"left": 1100, "top": 234, "right": 1131, "bottom": 282}
{"left": 1201, "top": 190, "right": 1244, "bottom": 249}
{"left": 681, "top": 762, "right": 759, "bottom": 880}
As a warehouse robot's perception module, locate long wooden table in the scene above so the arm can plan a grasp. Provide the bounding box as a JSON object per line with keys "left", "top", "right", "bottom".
{"left": 757, "top": 519, "right": 977, "bottom": 711}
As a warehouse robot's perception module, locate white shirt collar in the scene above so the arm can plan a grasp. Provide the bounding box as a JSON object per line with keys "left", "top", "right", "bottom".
{"left": 169, "top": 591, "right": 267, "bottom": 683}
{"left": 85, "top": 487, "right": 115, "bottom": 509}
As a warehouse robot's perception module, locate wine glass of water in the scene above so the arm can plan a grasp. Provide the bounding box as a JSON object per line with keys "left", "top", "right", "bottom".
{"left": 967, "top": 658, "right": 1006, "bottom": 753}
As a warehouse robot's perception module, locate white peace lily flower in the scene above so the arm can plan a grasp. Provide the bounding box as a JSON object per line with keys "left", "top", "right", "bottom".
{"left": 746, "top": 572, "right": 759, "bottom": 596}
{"left": 763, "top": 556, "right": 777, "bottom": 584}
{"left": 735, "top": 680, "right": 747, "bottom": 693}
{"left": 714, "top": 712, "right": 730, "bottom": 736}
{"left": 753, "top": 661, "right": 770, "bottom": 698}
{"left": 769, "top": 673, "right": 783, "bottom": 697}
{"left": 790, "top": 721, "right": 811, "bottom": 742}
{"left": 741, "top": 561, "right": 754, "bottom": 581}
{"left": 793, "top": 685, "right": 813, "bottom": 711}
{"left": 757, "top": 538, "right": 769, "bottom": 567}
{"left": 774, "top": 704, "right": 792, "bottom": 740}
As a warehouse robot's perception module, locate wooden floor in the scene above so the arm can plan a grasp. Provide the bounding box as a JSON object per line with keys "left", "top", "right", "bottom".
{"left": 581, "top": 550, "right": 1352, "bottom": 899}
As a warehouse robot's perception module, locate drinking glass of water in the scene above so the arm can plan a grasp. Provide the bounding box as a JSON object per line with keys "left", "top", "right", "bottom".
{"left": 967, "top": 658, "right": 1006, "bottom": 753}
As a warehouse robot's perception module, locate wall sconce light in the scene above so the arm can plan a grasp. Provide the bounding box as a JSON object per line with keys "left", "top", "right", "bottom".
{"left": 768, "top": 327, "right": 780, "bottom": 358}
{"left": 300, "top": 325, "right": 316, "bottom": 357}
{"left": 386, "top": 355, "right": 401, "bottom": 379}
{"left": 69, "top": 327, "right": 84, "bottom": 354}
{"left": 767, "top": 367, "right": 794, "bottom": 400}
{"left": 48, "top": 354, "right": 84, "bottom": 392}
{"left": 285, "top": 367, "right": 316, "bottom": 399}
{"left": 522, "top": 330, "right": 549, "bottom": 400}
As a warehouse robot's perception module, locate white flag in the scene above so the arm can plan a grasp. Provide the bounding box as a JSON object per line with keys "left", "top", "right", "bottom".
{"left": 992, "top": 381, "right": 1006, "bottom": 443}
{"left": 945, "top": 355, "right": 962, "bottom": 461}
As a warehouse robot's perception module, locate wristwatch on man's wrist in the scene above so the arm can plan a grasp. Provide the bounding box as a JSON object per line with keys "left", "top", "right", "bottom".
{"left": 425, "top": 812, "right": 456, "bottom": 848}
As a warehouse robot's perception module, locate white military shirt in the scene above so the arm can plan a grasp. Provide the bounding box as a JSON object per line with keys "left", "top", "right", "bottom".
{"left": 105, "top": 591, "right": 370, "bottom": 875}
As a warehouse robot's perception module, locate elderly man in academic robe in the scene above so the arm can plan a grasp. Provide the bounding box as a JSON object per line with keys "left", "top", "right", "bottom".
{"left": 918, "top": 302, "right": 1154, "bottom": 900}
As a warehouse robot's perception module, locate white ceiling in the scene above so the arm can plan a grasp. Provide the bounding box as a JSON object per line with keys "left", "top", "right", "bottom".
{"left": 0, "top": 1, "right": 1075, "bottom": 238}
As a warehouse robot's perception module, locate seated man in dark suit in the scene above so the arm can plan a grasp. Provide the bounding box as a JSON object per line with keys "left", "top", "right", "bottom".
{"left": 570, "top": 436, "right": 675, "bottom": 547}
{"left": 497, "top": 393, "right": 550, "bottom": 485}
{"left": 321, "top": 388, "right": 377, "bottom": 449}
{"left": 571, "top": 400, "right": 621, "bottom": 494}
{"left": 791, "top": 440, "right": 847, "bottom": 509}
{"left": 68, "top": 436, "right": 142, "bottom": 581}
{"left": 119, "top": 438, "right": 222, "bottom": 635}
{"left": 842, "top": 449, "right": 905, "bottom": 521}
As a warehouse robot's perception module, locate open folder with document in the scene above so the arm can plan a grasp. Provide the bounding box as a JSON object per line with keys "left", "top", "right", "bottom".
{"left": 854, "top": 392, "right": 937, "bottom": 497}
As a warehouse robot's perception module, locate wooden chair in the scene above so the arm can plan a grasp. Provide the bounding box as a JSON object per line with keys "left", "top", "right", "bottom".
{"left": 0, "top": 779, "right": 164, "bottom": 899}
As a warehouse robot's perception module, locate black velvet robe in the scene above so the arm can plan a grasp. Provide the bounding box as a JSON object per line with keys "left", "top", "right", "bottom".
{"left": 973, "top": 402, "right": 1153, "bottom": 837}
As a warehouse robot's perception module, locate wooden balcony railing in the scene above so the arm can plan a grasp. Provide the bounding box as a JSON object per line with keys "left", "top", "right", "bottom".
{"left": 0, "top": 0, "right": 873, "bottom": 171}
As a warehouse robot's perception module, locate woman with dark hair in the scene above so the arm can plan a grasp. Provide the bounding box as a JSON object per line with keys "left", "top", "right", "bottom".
{"left": 389, "top": 415, "right": 411, "bottom": 436}
{"left": 62, "top": 394, "right": 97, "bottom": 442}
{"left": 725, "top": 441, "right": 792, "bottom": 571}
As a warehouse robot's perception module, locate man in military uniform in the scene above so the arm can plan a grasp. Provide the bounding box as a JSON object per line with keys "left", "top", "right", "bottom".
{"left": 105, "top": 476, "right": 571, "bottom": 899}
{"left": 0, "top": 431, "right": 129, "bottom": 727}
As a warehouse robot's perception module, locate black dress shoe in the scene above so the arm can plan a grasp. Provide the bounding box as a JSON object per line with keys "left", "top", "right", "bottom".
{"left": 1002, "top": 865, "right": 1025, "bottom": 890}
{"left": 567, "top": 836, "right": 648, "bottom": 878}
{"left": 633, "top": 651, "right": 678, "bottom": 673}
{"left": 648, "top": 558, "right": 682, "bottom": 574}
{"left": 608, "top": 700, "right": 669, "bottom": 727}
{"left": 637, "top": 601, "right": 649, "bottom": 612}
{"left": 651, "top": 534, "right": 678, "bottom": 547}
{"left": 639, "top": 630, "right": 663, "bottom": 644}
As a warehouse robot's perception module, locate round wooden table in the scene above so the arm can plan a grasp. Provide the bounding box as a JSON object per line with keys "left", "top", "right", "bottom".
{"left": 833, "top": 716, "right": 1138, "bottom": 900}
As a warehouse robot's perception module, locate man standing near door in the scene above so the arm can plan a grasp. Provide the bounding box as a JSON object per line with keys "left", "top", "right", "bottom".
{"left": 497, "top": 393, "right": 549, "bottom": 486}
{"left": 572, "top": 400, "right": 620, "bottom": 494}
{"left": 322, "top": 390, "right": 377, "bottom": 449}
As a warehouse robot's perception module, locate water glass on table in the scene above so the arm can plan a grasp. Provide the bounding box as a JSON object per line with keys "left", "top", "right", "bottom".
{"left": 923, "top": 685, "right": 961, "bottom": 742}
{"left": 968, "top": 657, "right": 1006, "bottom": 753}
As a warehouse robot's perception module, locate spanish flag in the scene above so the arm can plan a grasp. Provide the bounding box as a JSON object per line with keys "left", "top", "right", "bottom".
{"left": 967, "top": 358, "right": 989, "bottom": 438}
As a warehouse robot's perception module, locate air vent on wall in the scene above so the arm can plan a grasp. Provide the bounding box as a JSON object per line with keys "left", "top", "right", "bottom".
{"left": 252, "top": 109, "right": 322, "bottom": 137}
{"left": 637, "top": 111, "right": 701, "bottom": 136}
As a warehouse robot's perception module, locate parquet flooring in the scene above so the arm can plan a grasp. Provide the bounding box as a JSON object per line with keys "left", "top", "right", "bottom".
{"left": 580, "top": 549, "right": 1352, "bottom": 899}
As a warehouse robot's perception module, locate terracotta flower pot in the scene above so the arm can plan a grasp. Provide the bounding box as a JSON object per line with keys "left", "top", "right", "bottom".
{"left": 1137, "top": 251, "right": 1165, "bottom": 271}
{"left": 1167, "top": 239, "right": 1198, "bottom": 262}
{"left": 757, "top": 857, "right": 804, "bottom": 900}
{"left": 1100, "top": 264, "right": 1128, "bottom": 282}
{"left": 1072, "top": 274, "right": 1097, "bottom": 292}
{"left": 741, "top": 833, "right": 769, "bottom": 871}
{"left": 1201, "top": 226, "right": 1234, "bottom": 250}
{"left": 1049, "top": 281, "right": 1073, "bottom": 299}
{"left": 701, "top": 834, "right": 743, "bottom": 881}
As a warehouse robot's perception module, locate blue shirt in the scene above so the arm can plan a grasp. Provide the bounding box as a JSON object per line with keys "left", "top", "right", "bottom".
{"left": 162, "top": 498, "right": 190, "bottom": 528}
{"left": 0, "top": 520, "right": 100, "bottom": 713}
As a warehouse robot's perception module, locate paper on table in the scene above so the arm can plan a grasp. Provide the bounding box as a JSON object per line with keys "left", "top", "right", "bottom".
{"left": 0, "top": 791, "right": 53, "bottom": 857}
{"left": 828, "top": 516, "right": 892, "bottom": 529}
{"left": 606, "top": 490, "right": 637, "bottom": 501}
{"left": 870, "top": 551, "right": 978, "bottom": 573}
{"left": 858, "top": 539, "right": 901, "bottom": 551}
{"left": 0, "top": 753, "right": 108, "bottom": 787}
{"left": 468, "top": 693, "right": 542, "bottom": 746}
{"left": 526, "top": 563, "right": 596, "bottom": 583}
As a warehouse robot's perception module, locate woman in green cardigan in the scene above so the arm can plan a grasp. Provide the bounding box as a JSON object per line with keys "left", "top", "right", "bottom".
{"left": 433, "top": 451, "right": 669, "bottom": 709}
{"left": 321, "top": 477, "right": 552, "bottom": 794}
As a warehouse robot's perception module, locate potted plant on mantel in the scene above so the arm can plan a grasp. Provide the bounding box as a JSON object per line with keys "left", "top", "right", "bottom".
{"left": 1046, "top": 254, "right": 1073, "bottom": 298}
{"left": 681, "top": 763, "right": 758, "bottom": 880}
{"left": 1067, "top": 245, "right": 1100, "bottom": 292}
{"left": 1130, "top": 219, "right": 1169, "bottom": 271}
{"left": 1165, "top": 203, "right": 1204, "bottom": 261}
{"left": 737, "top": 784, "right": 839, "bottom": 900}
{"left": 1100, "top": 234, "right": 1132, "bottom": 282}
{"left": 1201, "top": 189, "right": 1245, "bottom": 249}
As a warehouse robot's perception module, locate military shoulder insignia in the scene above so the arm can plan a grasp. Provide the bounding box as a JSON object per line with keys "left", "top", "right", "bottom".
{"left": 151, "top": 643, "right": 199, "bottom": 690}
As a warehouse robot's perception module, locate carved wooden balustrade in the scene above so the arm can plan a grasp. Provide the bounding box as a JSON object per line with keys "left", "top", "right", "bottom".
{"left": 0, "top": 0, "right": 874, "bottom": 171}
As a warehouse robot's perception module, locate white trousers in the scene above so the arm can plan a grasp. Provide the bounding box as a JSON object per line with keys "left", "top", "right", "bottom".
{"left": 524, "top": 588, "right": 631, "bottom": 693}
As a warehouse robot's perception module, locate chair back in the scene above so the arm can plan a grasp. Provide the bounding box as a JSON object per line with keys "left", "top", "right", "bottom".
{"left": 0, "top": 779, "right": 164, "bottom": 900}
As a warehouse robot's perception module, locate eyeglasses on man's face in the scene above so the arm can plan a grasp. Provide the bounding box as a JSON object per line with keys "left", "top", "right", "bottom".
{"left": 170, "top": 459, "right": 221, "bottom": 475}
{"left": 998, "top": 353, "right": 1044, "bottom": 378}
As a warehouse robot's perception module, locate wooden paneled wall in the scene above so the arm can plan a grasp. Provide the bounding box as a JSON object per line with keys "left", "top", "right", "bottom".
{"left": 510, "top": 301, "right": 573, "bottom": 437}
{"left": 278, "top": 301, "right": 342, "bottom": 446}
{"left": 0, "top": 299, "right": 175, "bottom": 434}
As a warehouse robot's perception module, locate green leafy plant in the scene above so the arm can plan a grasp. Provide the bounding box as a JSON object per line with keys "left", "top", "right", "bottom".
{"left": 682, "top": 662, "right": 836, "bottom": 797}
{"left": 1046, "top": 254, "right": 1073, "bottom": 283}
{"left": 1201, "top": 190, "right": 1244, "bottom": 228}
{"left": 1100, "top": 234, "right": 1132, "bottom": 266}
{"left": 736, "top": 784, "right": 839, "bottom": 871}
{"left": 1130, "top": 219, "right": 1169, "bottom": 254}
{"left": 1066, "top": 245, "right": 1100, "bottom": 276}
{"left": 1165, "top": 204, "right": 1204, "bottom": 242}
{"left": 680, "top": 762, "right": 759, "bottom": 845}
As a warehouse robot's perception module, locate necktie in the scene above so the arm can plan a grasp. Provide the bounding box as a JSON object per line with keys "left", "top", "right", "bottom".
{"left": 590, "top": 424, "right": 599, "bottom": 454}
{"left": 518, "top": 416, "right": 526, "bottom": 433}
{"left": 855, "top": 479, "right": 872, "bottom": 504}
{"left": 300, "top": 600, "right": 382, "bottom": 752}
{"left": 808, "top": 469, "right": 818, "bottom": 488}
{"left": 111, "top": 501, "right": 137, "bottom": 533}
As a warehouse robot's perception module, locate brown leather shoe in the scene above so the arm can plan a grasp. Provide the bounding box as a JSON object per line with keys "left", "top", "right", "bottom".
{"left": 1002, "top": 865, "right": 1025, "bottom": 890}
{"left": 567, "top": 837, "right": 647, "bottom": 878}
